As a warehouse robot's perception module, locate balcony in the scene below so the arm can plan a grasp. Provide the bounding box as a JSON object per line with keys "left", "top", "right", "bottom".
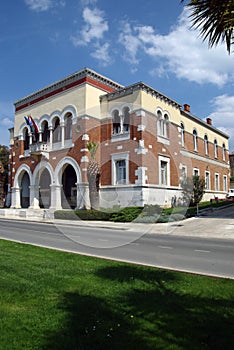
{"left": 29, "top": 142, "right": 50, "bottom": 159}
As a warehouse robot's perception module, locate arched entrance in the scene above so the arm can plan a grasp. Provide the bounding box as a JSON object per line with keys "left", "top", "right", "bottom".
{"left": 61, "top": 164, "right": 77, "bottom": 209}
{"left": 39, "top": 168, "right": 51, "bottom": 208}
{"left": 20, "top": 172, "right": 30, "bottom": 208}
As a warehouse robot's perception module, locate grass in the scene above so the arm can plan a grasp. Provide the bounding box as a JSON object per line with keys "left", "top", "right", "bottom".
{"left": 0, "top": 240, "right": 234, "bottom": 350}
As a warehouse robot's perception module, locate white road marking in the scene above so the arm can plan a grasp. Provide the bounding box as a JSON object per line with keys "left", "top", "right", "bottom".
{"left": 194, "top": 249, "right": 210, "bottom": 253}
{"left": 158, "top": 245, "right": 173, "bottom": 249}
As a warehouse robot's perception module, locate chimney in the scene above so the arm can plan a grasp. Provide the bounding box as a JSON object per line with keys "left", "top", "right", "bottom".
{"left": 184, "top": 104, "right": 190, "bottom": 113}
{"left": 206, "top": 117, "right": 212, "bottom": 125}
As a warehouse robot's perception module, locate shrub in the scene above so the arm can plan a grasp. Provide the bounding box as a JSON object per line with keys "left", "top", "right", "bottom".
{"left": 54, "top": 210, "right": 112, "bottom": 221}
{"left": 110, "top": 207, "right": 143, "bottom": 222}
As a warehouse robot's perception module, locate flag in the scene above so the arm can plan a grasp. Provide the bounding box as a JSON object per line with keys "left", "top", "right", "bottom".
{"left": 24, "top": 115, "right": 38, "bottom": 135}
{"left": 29, "top": 115, "right": 39, "bottom": 134}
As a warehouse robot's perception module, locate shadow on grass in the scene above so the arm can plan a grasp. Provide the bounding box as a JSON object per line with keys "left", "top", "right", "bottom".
{"left": 45, "top": 265, "right": 234, "bottom": 350}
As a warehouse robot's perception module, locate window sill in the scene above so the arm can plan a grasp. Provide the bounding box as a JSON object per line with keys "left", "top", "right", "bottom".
{"left": 111, "top": 133, "right": 130, "bottom": 142}
{"left": 157, "top": 135, "right": 170, "bottom": 145}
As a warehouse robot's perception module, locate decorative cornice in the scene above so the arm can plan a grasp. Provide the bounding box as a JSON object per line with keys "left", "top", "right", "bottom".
{"left": 180, "top": 149, "right": 230, "bottom": 168}
{"left": 181, "top": 110, "right": 229, "bottom": 139}
{"left": 100, "top": 82, "right": 181, "bottom": 109}
{"left": 14, "top": 68, "right": 123, "bottom": 112}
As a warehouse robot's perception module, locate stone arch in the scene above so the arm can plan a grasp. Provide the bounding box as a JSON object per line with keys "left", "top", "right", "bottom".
{"left": 55, "top": 157, "right": 82, "bottom": 209}
{"left": 55, "top": 157, "right": 81, "bottom": 186}
{"left": 12, "top": 165, "right": 32, "bottom": 208}
{"left": 60, "top": 105, "right": 77, "bottom": 124}
{"left": 32, "top": 161, "right": 54, "bottom": 209}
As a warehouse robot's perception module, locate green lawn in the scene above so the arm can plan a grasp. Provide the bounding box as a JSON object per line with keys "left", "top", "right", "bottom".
{"left": 0, "top": 240, "right": 234, "bottom": 350}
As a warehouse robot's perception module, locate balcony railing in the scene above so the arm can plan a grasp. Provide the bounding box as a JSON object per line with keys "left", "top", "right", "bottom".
{"left": 29, "top": 142, "right": 50, "bottom": 158}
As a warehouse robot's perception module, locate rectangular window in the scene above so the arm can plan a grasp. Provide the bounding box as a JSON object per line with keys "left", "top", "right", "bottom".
{"left": 223, "top": 175, "right": 227, "bottom": 192}
{"left": 215, "top": 173, "right": 219, "bottom": 191}
{"left": 193, "top": 168, "right": 199, "bottom": 176}
{"left": 205, "top": 171, "right": 210, "bottom": 190}
{"left": 111, "top": 152, "right": 129, "bottom": 185}
{"left": 160, "top": 161, "right": 168, "bottom": 185}
{"left": 115, "top": 160, "right": 126, "bottom": 184}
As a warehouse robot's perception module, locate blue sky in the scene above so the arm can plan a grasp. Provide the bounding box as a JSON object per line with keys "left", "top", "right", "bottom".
{"left": 1, "top": 0, "right": 234, "bottom": 150}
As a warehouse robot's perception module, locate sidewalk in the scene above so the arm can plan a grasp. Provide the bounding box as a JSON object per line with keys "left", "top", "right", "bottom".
{"left": 1, "top": 204, "right": 234, "bottom": 240}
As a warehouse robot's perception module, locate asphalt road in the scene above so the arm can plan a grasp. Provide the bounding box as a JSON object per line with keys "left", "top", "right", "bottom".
{"left": 0, "top": 218, "right": 234, "bottom": 279}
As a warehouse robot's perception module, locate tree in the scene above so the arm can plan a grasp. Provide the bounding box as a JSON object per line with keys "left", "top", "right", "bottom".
{"left": 180, "top": 175, "right": 205, "bottom": 215}
{"left": 181, "top": 0, "right": 234, "bottom": 54}
{"left": 0, "top": 145, "right": 9, "bottom": 207}
{"left": 87, "top": 142, "right": 100, "bottom": 210}
{"left": 0, "top": 145, "right": 9, "bottom": 193}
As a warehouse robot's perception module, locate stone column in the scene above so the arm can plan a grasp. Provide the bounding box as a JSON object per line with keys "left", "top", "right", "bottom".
{"left": 76, "top": 182, "right": 90, "bottom": 209}
{"left": 50, "top": 184, "right": 62, "bottom": 210}
{"left": 49, "top": 127, "right": 53, "bottom": 150}
{"left": 60, "top": 123, "right": 65, "bottom": 148}
{"left": 10, "top": 187, "right": 21, "bottom": 208}
{"left": 29, "top": 185, "right": 40, "bottom": 209}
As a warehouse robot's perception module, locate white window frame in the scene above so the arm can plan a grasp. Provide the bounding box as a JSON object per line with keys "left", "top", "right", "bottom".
{"left": 205, "top": 171, "right": 210, "bottom": 190}
{"left": 193, "top": 129, "right": 198, "bottom": 152}
{"left": 215, "top": 173, "right": 219, "bottom": 191}
{"left": 204, "top": 134, "right": 209, "bottom": 155}
{"left": 180, "top": 123, "right": 185, "bottom": 147}
{"left": 193, "top": 168, "right": 199, "bottom": 176}
{"left": 111, "top": 152, "right": 129, "bottom": 185}
{"left": 222, "top": 143, "right": 226, "bottom": 161}
{"left": 214, "top": 139, "right": 218, "bottom": 158}
{"left": 223, "top": 175, "right": 227, "bottom": 192}
{"left": 158, "top": 155, "right": 170, "bottom": 186}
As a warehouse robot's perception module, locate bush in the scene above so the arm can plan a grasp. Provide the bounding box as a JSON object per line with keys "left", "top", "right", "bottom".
{"left": 54, "top": 210, "right": 112, "bottom": 221}
{"left": 110, "top": 207, "right": 143, "bottom": 222}
{"left": 141, "top": 204, "right": 162, "bottom": 216}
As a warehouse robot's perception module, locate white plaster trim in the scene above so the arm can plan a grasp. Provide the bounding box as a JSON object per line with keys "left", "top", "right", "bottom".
{"left": 180, "top": 149, "right": 229, "bottom": 169}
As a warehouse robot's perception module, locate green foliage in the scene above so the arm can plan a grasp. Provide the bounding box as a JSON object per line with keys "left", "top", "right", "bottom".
{"left": 87, "top": 141, "right": 98, "bottom": 160}
{"left": 0, "top": 145, "right": 9, "bottom": 193}
{"left": 181, "top": 0, "right": 234, "bottom": 54}
{"left": 1, "top": 240, "right": 234, "bottom": 350}
{"left": 180, "top": 175, "right": 205, "bottom": 206}
{"left": 110, "top": 207, "right": 144, "bottom": 222}
{"left": 54, "top": 209, "right": 112, "bottom": 221}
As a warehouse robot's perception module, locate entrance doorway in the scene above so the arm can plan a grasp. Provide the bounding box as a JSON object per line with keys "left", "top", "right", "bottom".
{"left": 20, "top": 172, "right": 30, "bottom": 208}
{"left": 39, "top": 168, "right": 51, "bottom": 208}
{"left": 61, "top": 164, "right": 77, "bottom": 209}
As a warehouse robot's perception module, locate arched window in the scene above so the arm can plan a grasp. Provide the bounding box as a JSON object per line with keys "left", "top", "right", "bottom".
{"left": 23, "top": 127, "right": 30, "bottom": 150}
{"left": 157, "top": 110, "right": 169, "bottom": 138}
{"left": 113, "top": 110, "right": 121, "bottom": 135}
{"left": 64, "top": 113, "right": 72, "bottom": 140}
{"left": 214, "top": 139, "right": 218, "bottom": 158}
{"left": 123, "top": 107, "right": 130, "bottom": 133}
{"left": 181, "top": 123, "right": 185, "bottom": 147}
{"left": 204, "top": 134, "right": 209, "bottom": 155}
{"left": 53, "top": 117, "right": 61, "bottom": 143}
{"left": 193, "top": 129, "right": 198, "bottom": 151}
{"left": 41, "top": 120, "right": 49, "bottom": 143}
{"left": 222, "top": 143, "right": 226, "bottom": 161}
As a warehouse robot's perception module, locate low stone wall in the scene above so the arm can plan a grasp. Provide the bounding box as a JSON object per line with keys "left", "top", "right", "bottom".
{"left": 0, "top": 208, "right": 55, "bottom": 221}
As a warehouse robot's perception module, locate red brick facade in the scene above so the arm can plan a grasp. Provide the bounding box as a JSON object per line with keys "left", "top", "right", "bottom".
{"left": 8, "top": 68, "right": 230, "bottom": 210}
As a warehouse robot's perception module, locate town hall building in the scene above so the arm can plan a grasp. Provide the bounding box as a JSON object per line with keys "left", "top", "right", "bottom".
{"left": 8, "top": 68, "right": 230, "bottom": 211}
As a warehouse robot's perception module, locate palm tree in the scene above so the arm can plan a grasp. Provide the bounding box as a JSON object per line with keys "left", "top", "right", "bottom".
{"left": 87, "top": 142, "right": 100, "bottom": 210}
{"left": 181, "top": 0, "right": 234, "bottom": 54}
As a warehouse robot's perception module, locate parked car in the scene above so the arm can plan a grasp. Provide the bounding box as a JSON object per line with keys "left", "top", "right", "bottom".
{"left": 226, "top": 189, "right": 234, "bottom": 198}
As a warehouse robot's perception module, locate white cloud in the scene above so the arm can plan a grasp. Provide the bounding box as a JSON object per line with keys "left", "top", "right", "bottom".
{"left": 119, "top": 8, "right": 234, "bottom": 87}
{"left": 1, "top": 117, "right": 13, "bottom": 127}
{"left": 118, "top": 22, "right": 141, "bottom": 66}
{"left": 91, "top": 43, "right": 111, "bottom": 66}
{"left": 71, "top": 7, "right": 109, "bottom": 46}
{"left": 207, "top": 94, "right": 234, "bottom": 151}
{"left": 24, "top": 0, "right": 53, "bottom": 11}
